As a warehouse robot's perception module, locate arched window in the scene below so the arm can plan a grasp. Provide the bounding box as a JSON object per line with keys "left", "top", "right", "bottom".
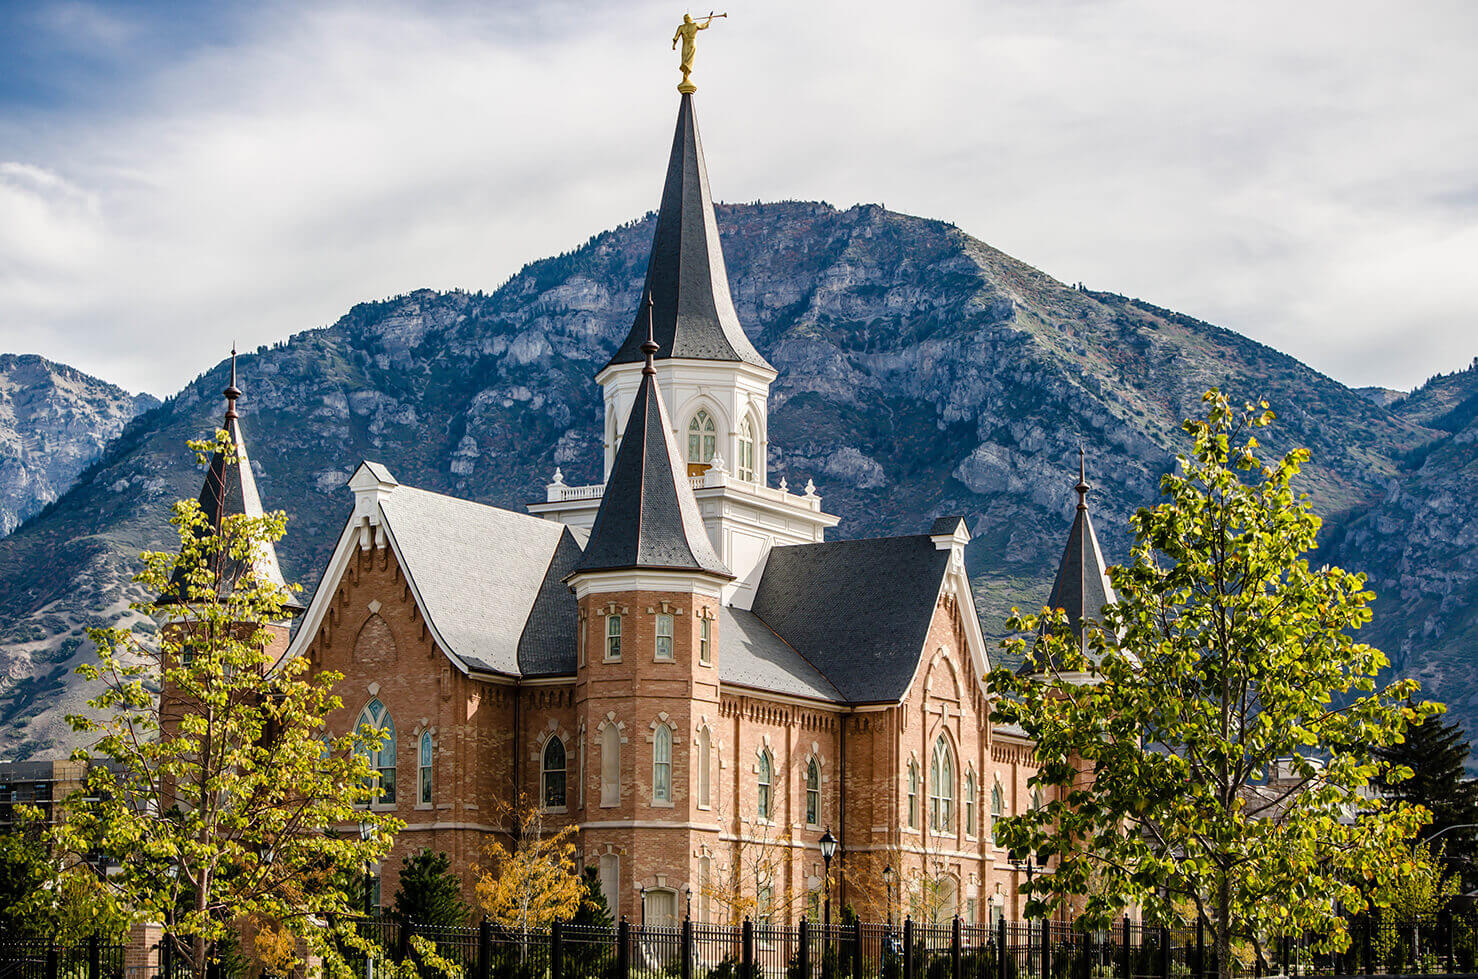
{"left": 543, "top": 736, "right": 567, "bottom": 809}
{"left": 757, "top": 751, "right": 773, "bottom": 821}
{"left": 696, "top": 726, "right": 712, "bottom": 809}
{"left": 418, "top": 731, "right": 433, "bottom": 806}
{"left": 601, "top": 725, "right": 620, "bottom": 807}
{"left": 930, "top": 735, "right": 955, "bottom": 832}
{"left": 805, "top": 758, "right": 821, "bottom": 826}
{"left": 1032, "top": 788, "right": 1044, "bottom": 811}
{"left": 653, "top": 727, "right": 672, "bottom": 803}
{"left": 989, "top": 783, "right": 1004, "bottom": 843}
{"left": 964, "top": 771, "right": 977, "bottom": 836}
{"left": 736, "top": 417, "right": 756, "bottom": 482}
{"left": 687, "top": 410, "right": 718, "bottom": 472}
{"left": 907, "top": 761, "right": 919, "bottom": 828}
{"left": 356, "top": 699, "right": 396, "bottom": 804}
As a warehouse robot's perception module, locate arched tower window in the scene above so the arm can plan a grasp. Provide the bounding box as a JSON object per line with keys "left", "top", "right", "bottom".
{"left": 989, "top": 783, "right": 1004, "bottom": 843}
{"left": 964, "top": 771, "right": 977, "bottom": 836}
{"left": 696, "top": 726, "right": 712, "bottom": 809}
{"left": 356, "top": 699, "right": 396, "bottom": 805}
{"left": 736, "top": 417, "right": 756, "bottom": 482}
{"left": 907, "top": 761, "right": 919, "bottom": 828}
{"left": 930, "top": 735, "right": 955, "bottom": 832}
{"left": 805, "top": 758, "right": 821, "bottom": 826}
{"left": 687, "top": 409, "right": 718, "bottom": 475}
{"left": 418, "top": 731, "right": 433, "bottom": 806}
{"left": 757, "top": 751, "right": 773, "bottom": 821}
{"left": 601, "top": 725, "right": 620, "bottom": 807}
{"left": 543, "top": 736, "right": 567, "bottom": 810}
{"left": 653, "top": 726, "right": 672, "bottom": 803}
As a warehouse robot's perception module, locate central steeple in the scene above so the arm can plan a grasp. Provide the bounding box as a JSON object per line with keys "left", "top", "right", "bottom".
{"left": 603, "top": 93, "right": 771, "bottom": 371}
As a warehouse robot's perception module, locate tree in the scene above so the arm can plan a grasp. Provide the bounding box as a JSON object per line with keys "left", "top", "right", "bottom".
{"left": 476, "top": 797, "right": 583, "bottom": 933}
{"left": 54, "top": 431, "right": 399, "bottom": 977}
{"left": 988, "top": 391, "right": 1438, "bottom": 979}
{"left": 394, "top": 850, "right": 471, "bottom": 927}
{"left": 0, "top": 807, "right": 130, "bottom": 942}
{"left": 699, "top": 801, "right": 803, "bottom": 926}
{"left": 571, "top": 867, "right": 614, "bottom": 929}
{"left": 1375, "top": 707, "right": 1478, "bottom": 889}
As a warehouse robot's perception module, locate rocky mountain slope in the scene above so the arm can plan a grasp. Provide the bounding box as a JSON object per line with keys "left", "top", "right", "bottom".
{"left": 0, "top": 355, "right": 157, "bottom": 536}
{"left": 0, "top": 202, "right": 1452, "bottom": 758}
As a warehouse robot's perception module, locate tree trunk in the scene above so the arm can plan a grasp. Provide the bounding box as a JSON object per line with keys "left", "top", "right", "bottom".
{"left": 1216, "top": 874, "right": 1233, "bottom": 979}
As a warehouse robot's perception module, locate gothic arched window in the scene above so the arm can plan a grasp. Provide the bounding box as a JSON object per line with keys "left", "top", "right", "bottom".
{"left": 737, "top": 417, "right": 756, "bottom": 482}
{"left": 543, "top": 736, "right": 567, "bottom": 809}
{"left": 696, "top": 726, "right": 712, "bottom": 809}
{"left": 356, "top": 699, "right": 396, "bottom": 805}
{"left": 990, "top": 783, "right": 1004, "bottom": 843}
{"left": 653, "top": 726, "right": 672, "bottom": 803}
{"left": 757, "top": 751, "right": 773, "bottom": 821}
{"left": 930, "top": 735, "right": 955, "bottom": 832}
{"left": 601, "top": 725, "right": 620, "bottom": 807}
{"left": 907, "top": 761, "right": 919, "bottom": 828}
{"left": 687, "top": 410, "right": 717, "bottom": 469}
{"left": 805, "top": 758, "right": 821, "bottom": 826}
{"left": 964, "top": 771, "right": 977, "bottom": 836}
{"left": 418, "top": 731, "right": 433, "bottom": 806}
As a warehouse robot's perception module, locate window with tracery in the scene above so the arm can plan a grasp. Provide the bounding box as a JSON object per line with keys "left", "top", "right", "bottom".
{"left": 356, "top": 699, "right": 396, "bottom": 805}
{"left": 418, "top": 731, "right": 433, "bottom": 806}
{"left": 805, "top": 758, "right": 821, "bottom": 826}
{"left": 543, "top": 736, "right": 567, "bottom": 809}
{"left": 687, "top": 410, "right": 717, "bottom": 471}
{"left": 757, "top": 751, "right": 773, "bottom": 820}
{"left": 930, "top": 735, "right": 955, "bottom": 832}
{"left": 737, "top": 417, "right": 755, "bottom": 482}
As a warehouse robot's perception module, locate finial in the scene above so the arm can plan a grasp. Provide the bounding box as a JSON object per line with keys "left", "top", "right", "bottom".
{"left": 672, "top": 11, "right": 726, "bottom": 94}
{"left": 223, "top": 344, "right": 241, "bottom": 421}
{"left": 1075, "top": 446, "right": 1090, "bottom": 511}
{"left": 641, "top": 294, "right": 659, "bottom": 375}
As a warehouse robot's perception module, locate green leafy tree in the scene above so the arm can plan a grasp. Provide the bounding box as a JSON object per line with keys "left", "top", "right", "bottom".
{"left": 394, "top": 850, "right": 471, "bottom": 927}
{"left": 53, "top": 430, "right": 401, "bottom": 977}
{"left": 0, "top": 807, "right": 130, "bottom": 941}
{"left": 572, "top": 867, "right": 614, "bottom": 929}
{"left": 989, "top": 391, "right": 1438, "bottom": 979}
{"left": 1375, "top": 707, "right": 1478, "bottom": 888}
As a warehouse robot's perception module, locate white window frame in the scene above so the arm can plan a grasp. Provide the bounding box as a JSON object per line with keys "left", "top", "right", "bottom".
{"left": 696, "top": 726, "right": 712, "bottom": 809}
{"left": 757, "top": 751, "right": 773, "bottom": 821}
{"left": 698, "top": 616, "right": 711, "bottom": 666}
{"left": 605, "top": 614, "right": 622, "bottom": 662}
{"left": 543, "top": 736, "right": 568, "bottom": 812}
{"left": 990, "top": 782, "right": 1004, "bottom": 844}
{"left": 930, "top": 735, "right": 954, "bottom": 833}
{"left": 655, "top": 613, "right": 674, "bottom": 662}
{"left": 805, "top": 758, "right": 821, "bottom": 827}
{"left": 907, "top": 761, "right": 919, "bottom": 828}
{"left": 687, "top": 409, "right": 717, "bottom": 465}
{"left": 601, "top": 725, "right": 620, "bottom": 807}
{"left": 356, "top": 698, "right": 396, "bottom": 808}
{"left": 964, "top": 770, "right": 977, "bottom": 837}
{"left": 418, "top": 731, "right": 433, "bottom": 808}
{"left": 737, "top": 417, "right": 755, "bottom": 482}
{"left": 653, "top": 726, "right": 673, "bottom": 804}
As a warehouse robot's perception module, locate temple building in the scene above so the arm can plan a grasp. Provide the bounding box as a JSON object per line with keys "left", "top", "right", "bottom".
{"left": 226, "top": 82, "right": 1123, "bottom": 927}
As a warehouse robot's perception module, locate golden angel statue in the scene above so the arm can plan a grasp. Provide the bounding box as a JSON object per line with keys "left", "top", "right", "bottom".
{"left": 673, "top": 12, "right": 725, "bottom": 93}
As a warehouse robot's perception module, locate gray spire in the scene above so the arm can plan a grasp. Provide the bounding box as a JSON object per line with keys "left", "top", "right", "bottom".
{"left": 603, "top": 93, "right": 771, "bottom": 372}
{"left": 573, "top": 329, "right": 733, "bottom": 580}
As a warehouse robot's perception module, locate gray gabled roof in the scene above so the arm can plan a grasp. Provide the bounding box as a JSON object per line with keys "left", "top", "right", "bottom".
{"left": 377, "top": 484, "right": 582, "bottom": 677}
{"left": 718, "top": 606, "right": 844, "bottom": 702}
{"left": 749, "top": 535, "right": 953, "bottom": 704}
{"left": 604, "top": 93, "right": 771, "bottom": 372}
{"left": 572, "top": 361, "right": 732, "bottom": 580}
{"left": 1020, "top": 456, "right": 1119, "bottom": 675}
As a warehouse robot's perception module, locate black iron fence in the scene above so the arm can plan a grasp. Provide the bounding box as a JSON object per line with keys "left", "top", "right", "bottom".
{"left": 0, "top": 936, "right": 124, "bottom": 979}
{"left": 325, "top": 909, "right": 1478, "bottom": 979}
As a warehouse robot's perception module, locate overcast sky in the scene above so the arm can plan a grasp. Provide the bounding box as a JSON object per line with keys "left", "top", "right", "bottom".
{"left": 1, "top": 0, "right": 1474, "bottom": 397}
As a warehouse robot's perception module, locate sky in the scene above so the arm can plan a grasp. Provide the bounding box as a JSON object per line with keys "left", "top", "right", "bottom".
{"left": 0, "top": 0, "right": 1475, "bottom": 398}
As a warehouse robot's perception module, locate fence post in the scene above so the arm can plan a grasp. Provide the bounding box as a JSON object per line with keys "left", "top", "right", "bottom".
{"left": 1120, "top": 917, "right": 1131, "bottom": 979}
{"left": 904, "top": 918, "right": 915, "bottom": 979}
{"left": 398, "top": 918, "right": 411, "bottom": 964}
{"left": 551, "top": 918, "right": 563, "bottom": 979}
{"left": 1445, "top": 908, "right": 1456, "bottom": 975}
{"left": 1362, "top": 912, "right": 1372, "bottom": 977}
{"left": 619, "top": 917, "right": 632, "bottom": 979}
{"left": 1042, "top": 919, "right": 1052, "bottom": 979}
{"left": 741, "top": 918, "right": 754, "bottom": 979}
{"left": 1158, "top": 926, "right": 1169, "bottom": 979}
{"left": 477, "top": 918, "right": 491, "bottom": 979}
{"left": 88, "top": 932, "right": 101, "bottom": 979}
{"left": 682, "top": 916, "right": 693, "bottom": 979}
{"left": 853, "top": 917, "right": 864, "bottom": 979}
{"left": 800, "top": 916, "right": 811, "bottom": 979}
{"left": 1195, "top": 918, "right": 1204, "bottom": 979}
{"left": 953, "top": 917, "right": 963, "bottom": 979}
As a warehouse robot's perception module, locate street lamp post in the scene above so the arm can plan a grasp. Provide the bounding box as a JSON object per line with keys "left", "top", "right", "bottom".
{"left": 358, "top": 821, "right": 375, "bottom": 979}
{"left": 883, "top": 864, "right": 895, "bottom": 935}
{"left": 819, "top": 828, "right": 838, "bottom": 966}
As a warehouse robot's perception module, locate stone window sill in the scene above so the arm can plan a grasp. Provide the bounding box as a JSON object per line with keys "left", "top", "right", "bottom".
{"left": 650, "top": 799, "right": 675, "bottom": 809}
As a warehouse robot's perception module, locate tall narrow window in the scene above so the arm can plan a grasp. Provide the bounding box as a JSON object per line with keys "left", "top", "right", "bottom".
{"left": 655, "top": 614, "right": 674, "bottom": 661}
{"left": 543, "top": 737, "right": 567, "bottom": 809}
{"left": 579, "top": 619, "right": 587, "bottom": 667}
{"left": 990, "top": 784, "right": 1004, "bottom": 844}
{"left": 757, "top": 752, "right": 772, "bottom": 821}
{"left": 696, "top": 726, "right": 712, "bottom": 809}
{"left": 356, "top": 699, "right": 396, "bottom": 805}
{"left": 805, "top": 759, "right": 821, "bottom": 826}
{"left": 737, "top": 417, "right": 755, "bottom": 482}
{"left": 418, "top": 731, "right": 433, "bottom": 806}
{"left": 930, "top": 735, "right": 955, "bottom": 832}
{"left": 599, "top": 853, "right": 620, "bottom": 919}
{"left": 578, "top": 733, "right": 586, "bottom": 810}
{"left": 907, "top": 762, "right": 919, "bottom": 828}
{"left": 653, "top": 727, "right": 672, "bottom": 803}
{"left": 698, "top": 617, "right": 712, "bottom": 666}
{"left": 605, "top": 615, "right": 622, "bottom": 661}
{"left": 964, "top": 771, "right": 977, "bottom": 836}
{"left": 687, "top": 409, "right": 718, "bottom": 472}
{"left": 601, "top": 725, "right": 620, "bottom": 807}
{"left": 698, "top": 855, "right": 712, "bottom": 922}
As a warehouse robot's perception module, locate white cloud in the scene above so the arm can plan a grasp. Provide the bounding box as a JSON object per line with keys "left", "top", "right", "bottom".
{"left": 0, "top": 0, "right": 1474, "bottom": 395}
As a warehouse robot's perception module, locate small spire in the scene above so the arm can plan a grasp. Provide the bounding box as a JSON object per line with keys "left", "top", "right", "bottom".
{"left": 641, "top": 294, "right": 659, "bottom": 376}
{"left": 223, "top": 345, "right": 241, "bottom": 422}
{"left": 1075, "top": 446, "right": 1090, "bottom": 511}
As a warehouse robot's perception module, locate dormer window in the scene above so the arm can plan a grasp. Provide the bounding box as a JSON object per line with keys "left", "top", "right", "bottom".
{"left": 737, "top": 417, "right": 755, "bottom": 482}
{"left": 687, "top": 410, "right": 717, "bottom": 477}
{"left": 605, "top": 615, "right": 622, "bottom": 661}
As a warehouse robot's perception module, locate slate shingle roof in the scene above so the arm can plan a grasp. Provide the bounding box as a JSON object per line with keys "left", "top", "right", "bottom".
{"left": 748, "top": 535, "right": 953, "bottom": 704}
{"left": 717, "top": 606, "right": 844, "bottom": 702}
{"left": 376, "top": 484, "right": 583, "bottom": 677}
{"left": 572, "top": 366, "right": 732, "bottom": 579}
{"left": 604, "top": 93, "right": 771, "bottom": 372}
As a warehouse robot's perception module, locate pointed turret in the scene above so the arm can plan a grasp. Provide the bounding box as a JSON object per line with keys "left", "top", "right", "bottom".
{"left": 603, "top": 93, "right": 770, "bottom": 372}
{"left": 1021, "top": 450, "right": 1117, "bottom": 675}
{"left": 574, "top": 306, "right": 733, "bottom": 580}
{"left": 159, "top": 349, "right": 302, "bottom": 615}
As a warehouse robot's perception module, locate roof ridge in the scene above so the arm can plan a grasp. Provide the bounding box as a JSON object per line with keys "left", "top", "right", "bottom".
{"left": 740, "top": 606, "right": 848, "bottom": 702}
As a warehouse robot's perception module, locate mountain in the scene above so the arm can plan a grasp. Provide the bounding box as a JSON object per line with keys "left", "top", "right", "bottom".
{"left": 1323, "top": 358, "right": 1478, "bottom": 721}
{"left": 0, "top": 201, "right": 1451, "bottom": 758}
{"left": 0, "top": 354, "right": 158, "bottom": 536}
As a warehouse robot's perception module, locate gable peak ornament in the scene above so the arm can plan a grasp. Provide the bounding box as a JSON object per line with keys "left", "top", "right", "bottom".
{"left": 673, "top": 11, "right": 726, "bottom": 93}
